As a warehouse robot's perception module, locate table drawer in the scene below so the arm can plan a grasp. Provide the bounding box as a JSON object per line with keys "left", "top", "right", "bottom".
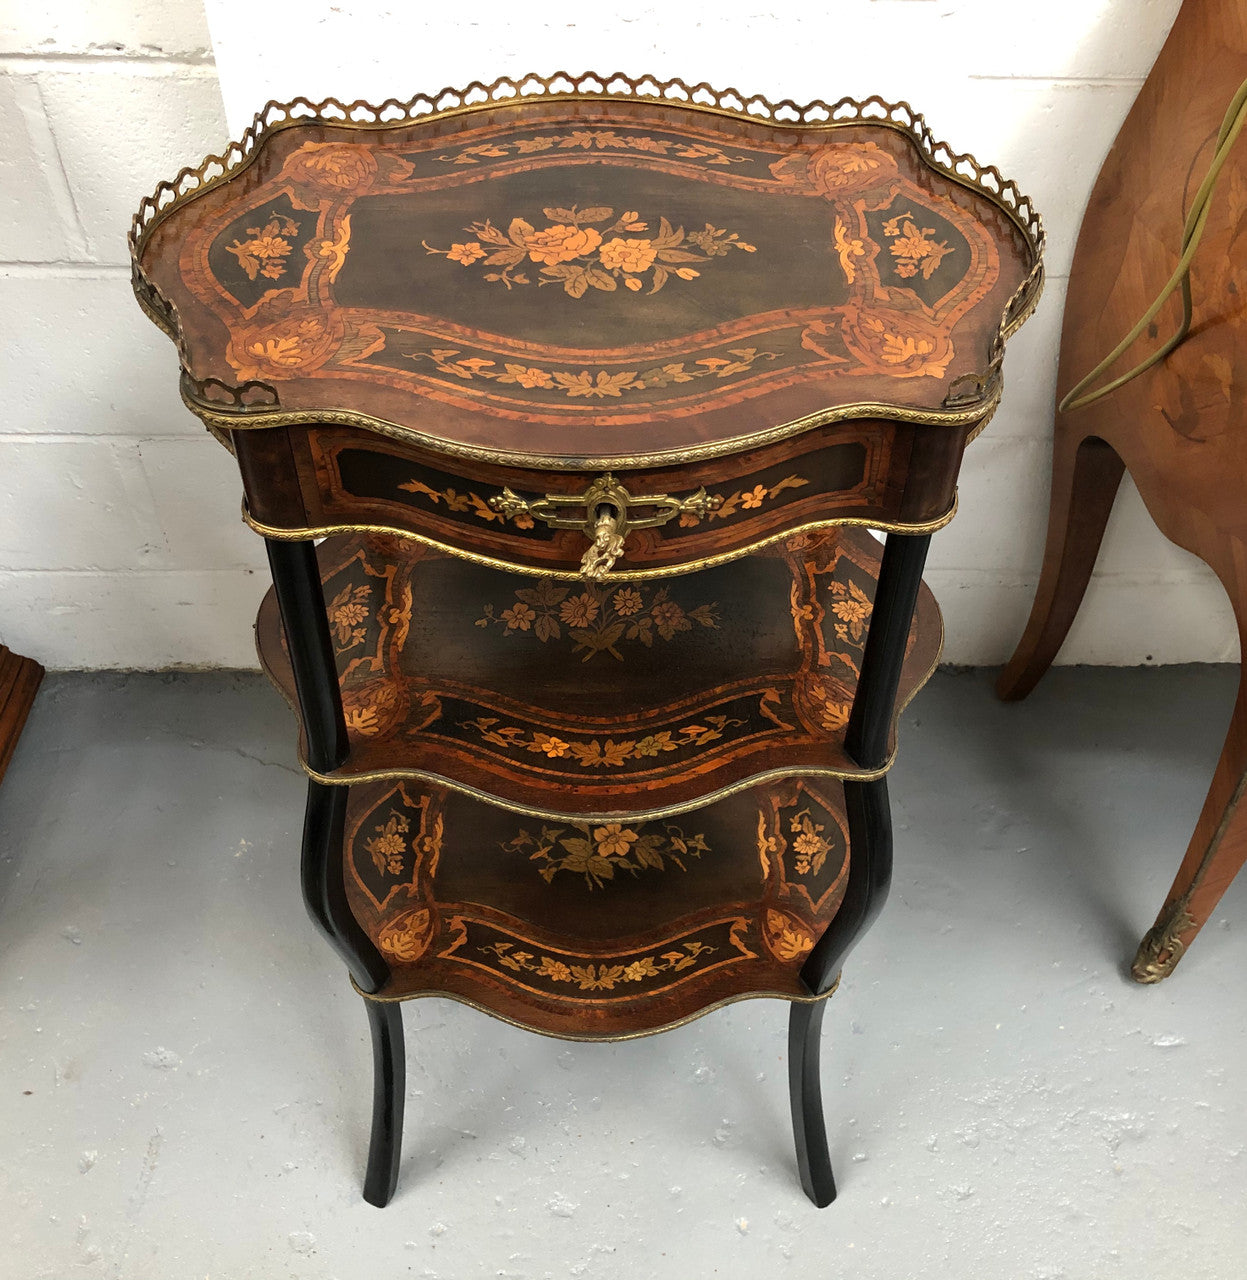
{"left": 237, "top": 419, "right": 965, "bottom": 578}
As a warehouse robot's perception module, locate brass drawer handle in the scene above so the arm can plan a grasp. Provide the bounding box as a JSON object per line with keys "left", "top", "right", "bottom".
{"left": 489, "top": 472, "right": 722, "bottom": 580}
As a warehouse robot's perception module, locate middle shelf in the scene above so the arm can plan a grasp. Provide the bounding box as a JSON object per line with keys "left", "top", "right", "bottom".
{"left": 257, "top": 524, "right": 942, "bottom": 820}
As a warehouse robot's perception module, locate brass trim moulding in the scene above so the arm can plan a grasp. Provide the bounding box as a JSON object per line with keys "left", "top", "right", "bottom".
{"left": 191, "top": 386, "right": 1000, "bottom": 472}
{"left": 351, "top": 972, "right": 842, "bottom": 1043}
{"left": 304, "top": 755, "right": 897, "bottom": 818}
{"left": 242, "top": 495, "right": 960, "bottom": 584}
{"left": 133, "top": 73, "right": 1045, "bottom": 469}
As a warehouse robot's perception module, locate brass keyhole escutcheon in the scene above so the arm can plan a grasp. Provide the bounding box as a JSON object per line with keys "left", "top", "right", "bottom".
{"left": 488, "top": 472, "right": 723, "bottom": 580}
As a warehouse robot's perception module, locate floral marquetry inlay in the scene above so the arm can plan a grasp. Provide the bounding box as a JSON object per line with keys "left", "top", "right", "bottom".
{"left": 882, "top": 211, "right": 954, "bottom": 281}
{"left": 405, "top": 345, "right": 779, "bottom": 400}
{"left": 423, "top": 205, "right": 756, "bottom": 298}
{"left": 226, "top": 210, "right": 301, "bottom": 282}
{"left": 478, "top": 939, "right": 720, "bottom": 991}
{"left": 334, "top": 767, "right": 859, "bottom": 1033}
{"left": 475, "top": 578, "right": 719, "bottom": 661}
{"left": 436, "top": 128, "right": 751, "bottom": 169}
{"left": 501, "top": 817, "right": 710, "bottom": 888}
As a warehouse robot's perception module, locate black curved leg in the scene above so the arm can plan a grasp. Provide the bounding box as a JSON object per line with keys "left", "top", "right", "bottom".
{"left": 266, "top": 537, "right": 404, "bottom": 1204}
{"left": 363, "top": 999, "right": 406, "bottom": 1207}
{"left": 785, "top": 531, "right": 926, "bottom": 1207}
{"left": 789, "top": 998, "right": 836, "bottom": 1207}
{"left": 788, "top": 776, "right": 892, "bottom": 1208}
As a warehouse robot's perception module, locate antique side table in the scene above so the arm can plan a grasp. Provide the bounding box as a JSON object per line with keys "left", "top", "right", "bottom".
{"left": 998, "top": 0, "right": 1247, "bottom": 983}
{"left": 130, "top": 75, "right": 1043, "bottom": 1207}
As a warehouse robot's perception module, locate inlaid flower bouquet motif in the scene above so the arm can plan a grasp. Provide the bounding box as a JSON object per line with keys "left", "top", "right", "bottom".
{"left": 476, "top": 578, "right": 719, "bottom": 662}
{"left": 364, "top": 810, "right": 411, "bottom": 877}
{"left": 327, "top": 581, "right": 372, "bottom": 654}
{"left": 423, "top": 204, "right": 755, "bottom": 297}
{"left": 226, "top": 210, "right": 300, "bottom": 282}
{"left": 828, "top": 577, "right": 872, "bottom": 647}
{"left": 881, "top": 211, "right": 954, "bottom": 280}
{"left": 501, "top": 819, "right": 710, "bottom": 889}
{"left": 788, "top": 807, "right": 835, "bottom": 877}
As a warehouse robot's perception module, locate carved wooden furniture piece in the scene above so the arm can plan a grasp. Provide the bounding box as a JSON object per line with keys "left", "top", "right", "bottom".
{"left": 0, "top": 646, "right": 43, "bottom": 789}
{"left": 997, "top": 0, "right": 1247, "bottom": 982}
{"left": 130, "top": 75, "right": 1042, "bottom": 1206}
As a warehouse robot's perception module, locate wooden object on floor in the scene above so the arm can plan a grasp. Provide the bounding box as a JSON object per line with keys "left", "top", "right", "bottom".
{"left": 131, "top": 75, "right": 1043, "bottom": 1205}
{"left": 0, "top": 646, "right": 44, "bottom": 789}
{"left": 996, "top": 0, "right": 1247, "bottom": 983}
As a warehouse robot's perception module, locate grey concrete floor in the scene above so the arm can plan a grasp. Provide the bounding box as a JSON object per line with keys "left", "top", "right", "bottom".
{"left": 1, "top": 667, "right": 1245, "bottom": 1279}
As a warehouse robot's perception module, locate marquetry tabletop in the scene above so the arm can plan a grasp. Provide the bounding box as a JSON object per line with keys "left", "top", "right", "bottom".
{"left": 131, "top": 79, "right": 1043, "bottom": 467}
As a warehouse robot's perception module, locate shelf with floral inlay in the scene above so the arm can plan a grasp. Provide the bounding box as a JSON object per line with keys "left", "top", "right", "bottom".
{"left": 256, "top": 525, "right": 941, "bottom": 818}
{"left": 339, "top": 768, "right": 858, "bottom": 1039}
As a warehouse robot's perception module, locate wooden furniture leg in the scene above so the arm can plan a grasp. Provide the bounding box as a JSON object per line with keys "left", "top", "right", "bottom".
{"left": 789, "top": 773, "right": 895, "bottom": 1206}
{"left": 0, "top": 645, "right": 44, "bottom": 789}
{"left": 785, "top": 534, "right": 921, "bottom": 1206}
{"left": 362, "top": 1000, "right": 405, "bottom": 1207}
{"left": 996, "top": 433, "right": 1126, "bottom": 701}
{"left": 1132, "top": 660, "right": 1247, "bottom": 981}
{"left": 270, "top": 536, "right": 407, "bottom": 1198}
{"left": 788, "top": 999, "right": 835, "bottom": 1207}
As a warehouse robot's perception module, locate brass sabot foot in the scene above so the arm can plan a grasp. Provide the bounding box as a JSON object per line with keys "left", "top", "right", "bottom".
{"left": 1130, "top": 901, "right": 1193, "bottom": 984}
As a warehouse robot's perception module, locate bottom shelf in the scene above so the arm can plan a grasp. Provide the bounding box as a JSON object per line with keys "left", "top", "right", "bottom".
{"left": 344, "top": 772, "right": 856, "bottom": 1039}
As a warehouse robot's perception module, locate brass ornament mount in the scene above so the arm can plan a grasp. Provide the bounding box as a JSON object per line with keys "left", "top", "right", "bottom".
{"left": 1130, "top": 895, "right": 1195, "bottom": 984}
{"left": 489, "top": 472, "right": 723, "bottom": 580}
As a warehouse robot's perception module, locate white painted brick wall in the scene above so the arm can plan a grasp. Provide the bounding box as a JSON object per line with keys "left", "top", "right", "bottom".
{"left": 2, "top": 0, "right": 1236, "bottom": 669}
{"left": 0, "top": 2, "right": 261, "bottom": 669}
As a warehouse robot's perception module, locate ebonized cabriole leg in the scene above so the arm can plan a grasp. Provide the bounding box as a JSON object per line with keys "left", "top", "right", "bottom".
{"left": 301, "top": 780, "right": 391, "bottom": 993}
{"left": 266, "top": 538, "right": 405, "bottom": 1204}
{"left": 264, "top": 538, "right": 349, "bottom": 774}
{"left": 787, "top": 531, "right": 928, "bottom": 1206}
{"left": 363, "top": 1000, "right": 406, "bottom": 1207}
{"left": 788, "top": 777, "right": 894, "bottom": 1207}
{"left": 303, "top": 782, "right": 406, "bottom": 1205}
{"left": 789, "top": 999, "right": 835, "bottom": 1207}
{"left": 845, "top": 531, "right": 933, "bottom": 771}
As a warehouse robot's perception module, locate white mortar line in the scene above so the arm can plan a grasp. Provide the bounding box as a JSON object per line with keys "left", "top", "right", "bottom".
{"left": 0, "top": 53, "right": 216, "bottom": 71}
{"left": 0, "top": 435, "right": 201, "bottom": 443}
{"left": 0, "top": 567, "right": 260, "bottom": 577}
{"left": 968, "top": 74, "right": 1147, "bottom": 85}
{"left": 0, "top": 262, "right": 131, "bottom": 276}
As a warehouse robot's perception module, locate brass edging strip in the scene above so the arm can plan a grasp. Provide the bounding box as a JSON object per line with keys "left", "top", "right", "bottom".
{"left": 350, "top": 972, "right": 841, "bottom": 1042}
{"left": 189, "top": 391, "right": 1000, "bottom": 472}
{"left": 242, "top": 497, "right": 959, "bottom": 583}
